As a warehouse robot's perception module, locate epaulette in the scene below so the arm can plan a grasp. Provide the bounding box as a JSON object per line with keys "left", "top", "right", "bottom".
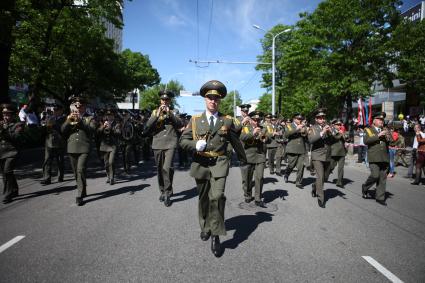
{"left": 365, "top": 127, "right": 374, "bottom": 137}
{"left": 193, "top": 114, "right": 202, "bottom": 118}
{"left": 242, "top": 126, "right": 249, "bottom": 134}
{"left": 152, "top": 109, "right": 157, "bottom": 116}
{"left": 233, "top": 117, "right": 241, "bottom": 126}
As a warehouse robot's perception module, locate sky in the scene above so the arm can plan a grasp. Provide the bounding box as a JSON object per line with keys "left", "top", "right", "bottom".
{"left": 123, "top": 0, "right": 422, "bottom": 114}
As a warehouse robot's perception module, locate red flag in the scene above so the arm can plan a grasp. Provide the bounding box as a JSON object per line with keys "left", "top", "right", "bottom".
{"left": 357, "top": 98, "right": 364, "bottom": 125}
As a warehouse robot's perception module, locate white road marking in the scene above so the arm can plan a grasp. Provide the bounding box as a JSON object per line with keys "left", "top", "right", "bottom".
{"left": 362, "top": 256, "right": 404, "bottom": 283}
{"left": 0, "top": 236, "right": 25, "bottom": 254}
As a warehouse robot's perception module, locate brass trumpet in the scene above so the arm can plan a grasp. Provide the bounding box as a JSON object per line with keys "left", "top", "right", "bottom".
{"left": 158, "top": 105, "right": 169, "bottom": 118}
{"left": 103, "top": 120, "right": 112, "bottom": 134}
{"left": 68, "top": 105, "right": 81, "bottom": 125}
{"left": 241, "top": 116, "right": 252, "bottom": 126}
{"left": 381, "top": 127, "right": 392, "bottom": 142}
{"left": 254, "top": 126, "right": 267, "bottom": 142}
{"left": 322, "top": 123, "right": 337, "bottom": 138}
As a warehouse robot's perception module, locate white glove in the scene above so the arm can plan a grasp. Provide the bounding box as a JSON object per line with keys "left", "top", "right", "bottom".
{"left": 196, "top": 140, "right": 207, "bottom": 151}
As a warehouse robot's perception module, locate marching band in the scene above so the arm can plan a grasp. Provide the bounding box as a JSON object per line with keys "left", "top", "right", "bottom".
{"left": 0, "top": 80, "right": 419, "bottom": 256}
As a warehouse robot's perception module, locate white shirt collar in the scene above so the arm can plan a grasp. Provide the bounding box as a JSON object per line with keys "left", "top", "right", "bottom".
{"left": 205, "top": 111, "right": 218, "bottom": 122}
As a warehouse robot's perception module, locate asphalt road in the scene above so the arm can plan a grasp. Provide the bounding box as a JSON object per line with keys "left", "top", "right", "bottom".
{"left": 0, "top": 153, "right": 424, "bottom": 282}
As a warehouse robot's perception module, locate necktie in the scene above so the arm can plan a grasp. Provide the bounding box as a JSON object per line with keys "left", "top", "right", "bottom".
{"left": 209, "top": 116, "right": 214, "bottom": 132}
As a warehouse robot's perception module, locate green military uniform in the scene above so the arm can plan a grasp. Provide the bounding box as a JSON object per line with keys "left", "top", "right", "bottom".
{"left": 324, "top": 120, "right": 348, "bottom": 188}
{"left": 284, "top": 114, "right": 307, "bottom": 188}
{"left": 41, "top": 109, "right": 66, "bottom": 184}
{"left": 264, "top": 116, "right": 278, "bottom": 174}
{"left": 1, "top": 104, "right": 24, "bottom": 203}
{"left": 179, "top": 80, "right": 247, "bottom": 257}
{"left": 362, "top": 112, "right": 390, "bottom": 204}
{"left": 145, "top": 90, "right": 183, "bottom": 206}
{"left": 236, "top": 104, "right": 251, "bottom": 196}
{"left": 308, "top": 109, "right": 333, "bottom": 207}
{"left": 239, "top": 111, "right": 269, "bottom": 205}
{"left": 274, "top": 123, "right": 286, "bottom": 176}
{"left": 120, "top": 113, "right": 136, "bottom": 174}
{"left": 97, "top": 112, "right": 121, "bottom": 185}
{"left": 94, "top": 109, "right": 105, "bottom": 164}
{"left": 61, "top": 97, "right": 97, "bottom": 205}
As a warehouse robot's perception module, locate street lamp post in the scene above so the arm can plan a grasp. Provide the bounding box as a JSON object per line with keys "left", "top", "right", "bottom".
{"left": 132, "top": 89, "right": 137, "bottom": 110}
{"left": 253, "top": 25, "right": 291, "bottom": 115}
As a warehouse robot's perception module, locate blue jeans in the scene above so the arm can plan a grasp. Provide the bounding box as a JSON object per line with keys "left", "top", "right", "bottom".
{"left": 389, "top": 148, "right": 396, "bottom": 174}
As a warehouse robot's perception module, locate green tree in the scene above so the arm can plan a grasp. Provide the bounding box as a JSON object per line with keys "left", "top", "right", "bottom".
{"left": 5, "top": 0, "right": 126, "bottom": 105}
{"left": 139, "top": 80, "right": 184, "bottom": 111}
{"left": 255, "top": 24, "right": 293, "bottom": 116}
{"left": 256, "top": 0, "right": 402, "bottom": 121}
{"left": 391, "top": 19, "right": 425, "bottom": 94}
{"left": 256, "top": 93, "right": 271, "bottom": 114}
{"left": 120, "top": 49, "right": 160, "bottom": 93}
{"left": 218, "top": 90, "right": 241, "bottom": 115}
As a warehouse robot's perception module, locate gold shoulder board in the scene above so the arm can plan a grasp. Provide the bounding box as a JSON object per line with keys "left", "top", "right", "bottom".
{"left": 242, "top": 126, "right": 249, "bottom": 134}
{"left": 365, "top": 128, "right": 374, "bottom": 137}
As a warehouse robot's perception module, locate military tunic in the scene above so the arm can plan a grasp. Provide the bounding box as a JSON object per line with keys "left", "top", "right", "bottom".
{"left": 240, "top": 124, "right": 269, "bottom": 202}
{"left": 61, "top": 115, "right": 97, "bottom": 199}
{"left": 120, "top": 118, "right": 137, "bottom": 173}
{"left": 284, "top": 122, "right": 307, "bottom": 186}
{"left": 308, "top": 124, "right": 333, "bottom": 203}
{"left": 325, "top": 131, "right": 348, "bottom": 187}
{"left": 264, "top": 122, "right": 278, "bottom": 174}
{"left": 235, "top": 116, "right": 250, "bottom": 192}
{"left": 97, "top": 121, "right": 121, "bottom": 183}
{"left": 179, "top": 112, "right": 246, "bottom": 236}
{"left": 274, "top": 124, "right": 286, "bottom": 174}
{"left": 1, "top": 122, "right": 24, "bottom": 202}
{"left": 145, "top": 109, "right": 183, "bottom": 198}
{"left": 42, "top": 116, "right": 66, "bottom": 183}
{"left": 362, "top": 126, "right": 390, "bottom": 201}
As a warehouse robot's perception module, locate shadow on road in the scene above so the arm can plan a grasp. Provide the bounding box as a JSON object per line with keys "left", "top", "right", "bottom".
{"left": 84, "top": 184, "right": 150, "bottom": 204}
{"left": 14, "top": 185, "right": 76, "bottom": 200}
{"left": 325, "top": 188, "right": 347, "bottom": 202}
{"left": 172, "top": 187, "right": 197, "bottom": 203}
{"left": 263, "top": 189, "right": 288, "bottom": 202}
{"left": 302, "top": 177, "right": 315, "bottom": 187}
{"left": 264, "top": 177, "right": 278, "bottom": 185}
{"left": 365, "top": 190, "right": 394, "bottom": 200}
{"left": 222, "top": 212, "right": 274, "bottom": 251}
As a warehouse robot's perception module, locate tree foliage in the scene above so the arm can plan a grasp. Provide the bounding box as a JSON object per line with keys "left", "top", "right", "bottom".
{"left": 256, "top": 0, "right": 403, "bottom": 121}
{"left": 391, "top": 18, "right": 425, "bottom": 93}
{"left": 3, "top": 0, "right": 159, "bottom": 109}
{"left": 256, "top": 93, "right": 271, "bottom": 114}
{"left": 139, "top": 80, "right": 184, "bottom": 111}
{"left": 218, "top": 90, "right": 242, "bottom": 116}
{"left": 120, "top": 49, "right": 160, "bottom": 92}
